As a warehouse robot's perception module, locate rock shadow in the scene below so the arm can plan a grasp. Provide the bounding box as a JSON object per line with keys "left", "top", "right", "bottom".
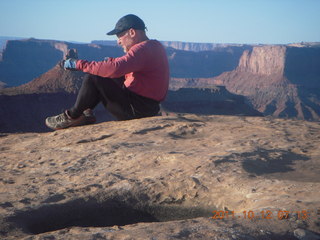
{"left": 241, "top": 148, "right": 309, "bottom": 175}
{"left": 6, "top": 195, "right": 212, "bottom": 236}
{"left": 7, "top": 197, "right": 155, "bottom": 235}
{"left": 214, "top": 148, "right": 310, "bottom": 177}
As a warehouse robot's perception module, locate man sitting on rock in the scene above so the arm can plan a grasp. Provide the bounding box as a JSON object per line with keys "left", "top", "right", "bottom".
{"left": 46, "top": 14, "right": 170, "bottom": 130}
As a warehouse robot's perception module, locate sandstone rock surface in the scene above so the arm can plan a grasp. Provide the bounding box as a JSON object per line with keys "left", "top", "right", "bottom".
{"left": 1, "top": 115, "right": 319, "bottom": 239}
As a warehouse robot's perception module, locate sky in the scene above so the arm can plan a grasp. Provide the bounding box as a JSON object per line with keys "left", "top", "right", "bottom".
{"left": 0, "top": 0, "right": 319, "bottom": 44}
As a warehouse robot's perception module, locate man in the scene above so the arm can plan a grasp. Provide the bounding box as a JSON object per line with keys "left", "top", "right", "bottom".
{"left": 45, "top": 14, "right": 169, "bottom": 130}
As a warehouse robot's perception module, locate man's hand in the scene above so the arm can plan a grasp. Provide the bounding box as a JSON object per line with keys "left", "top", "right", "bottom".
{"left": 63, "top": 58, "right": 77, "bottom": 70}
{"left": 59, "top": 48, "right": 78, "bottom": 70}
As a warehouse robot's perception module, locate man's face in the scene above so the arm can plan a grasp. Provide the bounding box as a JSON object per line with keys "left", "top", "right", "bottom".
{"left": 116, "top": 29, "right": 135, "bottom": 53}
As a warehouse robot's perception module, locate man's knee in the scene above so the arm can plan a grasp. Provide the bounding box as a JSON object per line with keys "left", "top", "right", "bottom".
{"left": 81, "top": 74, "right": 95, "bottom": 86}
{"left": 82, "top": 74, "right": 110, "bottom": 91}
{"left": 85, "top": 74, "right": 123, "bottom": 87}
{"left": 84, "top": 74, "right": 100, "bottom": 84}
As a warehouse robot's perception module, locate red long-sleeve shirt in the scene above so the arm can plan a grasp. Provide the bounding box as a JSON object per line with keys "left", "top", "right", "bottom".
{"left": 76, "top": 40, "right": 169, "bottom": 102}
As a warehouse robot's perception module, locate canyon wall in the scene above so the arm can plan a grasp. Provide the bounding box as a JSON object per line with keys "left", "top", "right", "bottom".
{"left": 236, "top": 45, "right": 320, "bottom": 86}
{"left": 237, "top": 46, "right": 286, "bottom": 75}
{"left": 0, "top": 39, "right": 63, "bottom": 86}
{"left": 213, "top": 45, "right": 320, "bottom": 120}
{"left": 158, "top": 41, "right": 249, "bottom": 52}
{"left": 166, "top": 45, "right": 250, "bottom": 78}
{"left": 0, "top": 39, "right": 123, "bottom": 87}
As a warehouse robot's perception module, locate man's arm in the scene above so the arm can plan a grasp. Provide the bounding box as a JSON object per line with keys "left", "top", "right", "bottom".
{"left": 76, "top": 44, "right": 146, "bottom": 78}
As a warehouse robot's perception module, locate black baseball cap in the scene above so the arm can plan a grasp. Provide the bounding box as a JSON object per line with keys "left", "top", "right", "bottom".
{"left": 107, "top": 14, "right": 146, "bottom": 35}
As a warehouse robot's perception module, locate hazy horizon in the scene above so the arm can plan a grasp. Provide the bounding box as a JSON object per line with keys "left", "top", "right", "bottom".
{"left": 1, "top": 35, "right": 320, "bottom": 47}
{"left": 1, "top": 0, "right": 320, "bottom": 45}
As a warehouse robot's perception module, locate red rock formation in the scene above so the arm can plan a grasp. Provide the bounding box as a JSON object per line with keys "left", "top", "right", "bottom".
{"left": 1, "top": 64, "right": 84, "bottom": 95}
{"left": 237, "top": 46, "right": 286, "bottom": 75}
{"left": 169, "top": 45, "right": 320, "bottom": 121}
{"left": 213, "top": 45, "right": 320, "bottom": 120}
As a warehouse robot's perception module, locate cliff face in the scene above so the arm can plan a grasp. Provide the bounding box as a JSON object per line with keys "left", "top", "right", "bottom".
{"left": 213, "top": 45, "right": 320, "bottom": 120}
{"left": 0, "top": 39, "right": 63, "bottom": 86}
{"left": 237, "top": 46, "right": 320, "bottom": 86}
{"left": 166, "top": 45, "right": 250, "bottom": 78}
{"left": 236, "top": 45, "right": 320, "bottom": 86}
{"left": 237, "top": 46, "right": 286, "bottom": 75}
{"left": 161, "top": 41, "right": 249, "bottom": 52}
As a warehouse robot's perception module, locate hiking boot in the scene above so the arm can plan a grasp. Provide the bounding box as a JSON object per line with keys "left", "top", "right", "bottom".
{"left": 45, "top": 109, "right": 96, "bottom": 130}
{"left": 82, "top": 109, "right": 96, "bottom": 125}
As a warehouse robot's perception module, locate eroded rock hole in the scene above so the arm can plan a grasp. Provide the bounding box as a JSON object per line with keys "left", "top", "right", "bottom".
{"left": 8, "top": 197, "right": 212, "bottom": 235}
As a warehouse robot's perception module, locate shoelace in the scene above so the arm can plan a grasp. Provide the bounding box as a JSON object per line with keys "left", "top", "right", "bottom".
{"left": 56, "top": 113, "right": 67, "bottom": 123}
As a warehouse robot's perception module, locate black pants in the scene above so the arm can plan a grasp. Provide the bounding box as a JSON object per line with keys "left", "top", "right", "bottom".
{"left": 68, "top": 74, "right": 160, "bottom": 120}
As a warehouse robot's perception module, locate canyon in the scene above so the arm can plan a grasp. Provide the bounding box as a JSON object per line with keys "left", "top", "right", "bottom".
{"left": 0, "top": 38, "right": 320, "bottom": 134}
{"left": 0, "top": 63, "right": 261, "bottom": 133}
